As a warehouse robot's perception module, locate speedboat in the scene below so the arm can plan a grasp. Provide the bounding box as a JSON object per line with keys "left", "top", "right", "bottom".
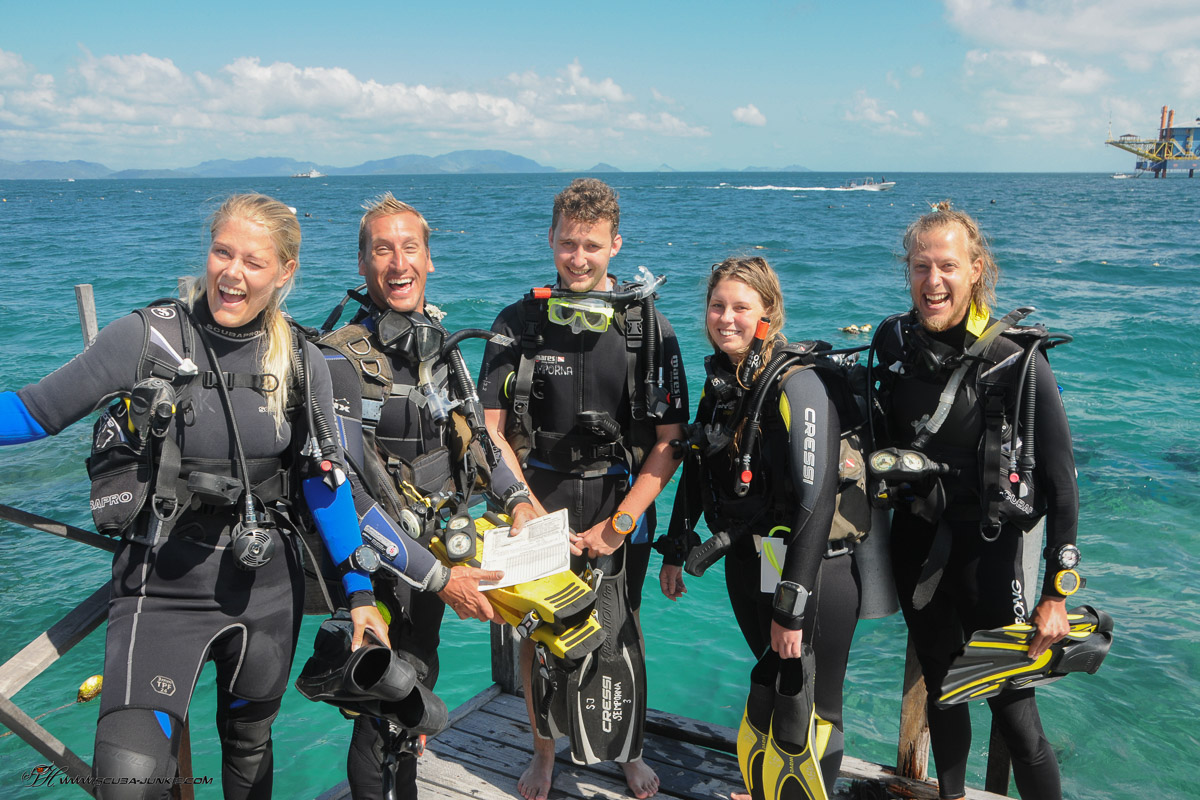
{"left": 292, "top": 168, "right": 325, "bottom": 178}
{"left": 838, "top": 177, "right": 895, "bottom": 191}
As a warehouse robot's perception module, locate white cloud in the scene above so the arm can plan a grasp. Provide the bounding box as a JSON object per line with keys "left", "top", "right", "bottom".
{"left": 651, "top": 88, "right": 676, "bottom": 106}
{"left": 886, "top": 71, "right": 901, "bottom": 90}
{"left": 732, "top": 103, "right": 767, "bottom": 126}
{"left": 944, "top": 0, "right": 1200, "bottom": 55}
{"left": 0, "top": 53, "right": 706, "bottom": 166}
{"left": 963, "top": 92, "right": 1082, "bottom": 138}
{"left": 909, "top": 65, "right": 925, "bottom": 79}
{"left": 0, "top": 49, "right": 33, "bottom": 89}
{"left": 844, "top": 91, "right": 919, "bottom": 136}
{"left": 964, "top": 49, "right": 1110, "bottom": 94}
{"left": 1165, "top": 49, "right": 1200, "bottom": 98}
{"left": 912, "top": 110, "right": 930, "bottom": 126}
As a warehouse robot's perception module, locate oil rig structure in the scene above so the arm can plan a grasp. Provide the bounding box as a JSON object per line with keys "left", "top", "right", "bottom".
{"left": 1106, "top": 105, "right": 1200, "bottom": 177}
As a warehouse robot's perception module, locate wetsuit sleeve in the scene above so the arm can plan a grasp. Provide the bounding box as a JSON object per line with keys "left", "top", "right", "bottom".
{"left": 655, "top": 311, "right": 690, "bottom": 424}
{"left": 478, "top": 304, "right": 522, "bottom": 410}
{"left": 0, "top": 392, "right": 48, "bottom": 444}
{"left": 320, "top": 345, "right": 449, "bottom": 594}
{"left": 776, "top": 369, "right": 841, "bottom": 629}
{"left": 16, "top": 313, "right": 146, "bottom": 435}
{"left": 1031, "top": 351, "right": 1080, "bottom": 597}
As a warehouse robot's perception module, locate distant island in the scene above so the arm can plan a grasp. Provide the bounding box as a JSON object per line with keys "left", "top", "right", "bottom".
{"left": 0, "top": 150, "right": 811, "bottom": 180}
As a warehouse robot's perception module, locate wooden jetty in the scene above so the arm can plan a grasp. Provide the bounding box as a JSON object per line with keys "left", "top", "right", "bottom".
{"left": 1, "top": 286, "right": 1016, "bottom": 799}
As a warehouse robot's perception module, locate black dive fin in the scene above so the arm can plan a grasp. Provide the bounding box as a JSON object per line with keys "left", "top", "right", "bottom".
{"left": 563, "top": 555, "right": 646, "bottom": 764}
{"left": 937, "top": 605, "right": 1114, "bottom": 708}
{"left": 685, "top": 529, "right": 737, "bottom": 576}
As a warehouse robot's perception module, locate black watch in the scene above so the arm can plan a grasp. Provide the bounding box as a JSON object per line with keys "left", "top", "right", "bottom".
{"left": 772, "top": 581, "right": 810, "bottom": 619}
{"left": 501, "top": 482, "right": 533, "bottom": 516}
{"left": 343, "top": 544, "right": 381, "bottom": 574}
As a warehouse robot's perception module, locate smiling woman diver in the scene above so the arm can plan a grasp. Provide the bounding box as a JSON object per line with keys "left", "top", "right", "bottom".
{"left": 0, "top": 193, "right": 393, "bottom": 800}
{"left": 657, "top": 256, "right": 877, "bottom": 800}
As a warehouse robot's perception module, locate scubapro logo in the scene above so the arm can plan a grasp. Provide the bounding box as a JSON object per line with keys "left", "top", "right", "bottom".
{"left": 150, "top": 307, "right": 176, "bottom": 319}
{"left": 151, "top": 675, "right": 176, "bottom": 696}
{"left": 91, "top": 492, "right": 134, "bottom": 511}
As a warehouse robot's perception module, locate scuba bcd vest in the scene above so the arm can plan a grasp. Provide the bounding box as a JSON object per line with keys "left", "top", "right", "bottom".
{"left": 316, "top": 297, "right": 488, "bottom": 547}
{"left": 868, "top": 307, "right": 1072, "bottom": 539}
{"left": 86, "top": 300, "right": 305, "bottom": 543}
{"left": 659, "top": 340, "right": 873, "bottom": 574}
{"left": 502, "top": 269, "right": 670, "bottom": 480}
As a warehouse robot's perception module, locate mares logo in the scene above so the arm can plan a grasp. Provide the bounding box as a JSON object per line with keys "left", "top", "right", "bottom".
{"left": 150, "top": 675, "right": 176, "bottom": 696}
{"left": 802, "top": 407, "right": 818, "bottom": 485}
{"left": 91, "top": 492, "right": 134, "bottom": 511}
{"left": 533, "top": 354, "right": 572, "bottom": 377}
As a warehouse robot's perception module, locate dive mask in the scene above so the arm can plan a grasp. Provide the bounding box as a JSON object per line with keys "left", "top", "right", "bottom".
{"left": 546, "top": 297, "right": 614, "bottom": 333}
{"left": 374, "top": 310, "right": 445, "bottom": 363}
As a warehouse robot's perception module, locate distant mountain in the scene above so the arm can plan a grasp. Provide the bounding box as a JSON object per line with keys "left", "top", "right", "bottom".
{"left": 0, "top": 150, "right": 558, "bottom": 180}
{"left": 576, "top": 161, "right": 624, "bottom": 172}
{"left": 0, "top": 159, "right": 113, "bottom": 180}
{"left": 742, "top": 164, "right": 811, "bottom": 172}
{"left": 656, "top": 164, "right": 678, "bottom": 172}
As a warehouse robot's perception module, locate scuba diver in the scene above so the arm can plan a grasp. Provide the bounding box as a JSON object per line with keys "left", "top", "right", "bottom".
{"left": 312, "top": 193, "right": 537, "bottom": 800}
{"left": 658, "top": 256, "right": 888, "bottom": 800}
{"left": 477, "top": 178, "right": 689, "bottom": 800}
{"left": 0, "top": 194, "right": 390, "bottom": 799}
{"left": 868, "top": 202, "right": 1088, "bottom": 800}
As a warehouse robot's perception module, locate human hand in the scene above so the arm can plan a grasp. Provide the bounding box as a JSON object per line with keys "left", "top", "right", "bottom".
{"left": 659, "top": 564, "right": 687, "bottom": 601}
{"left": 570, "top": 519, "right": 623, "bottom": 558}
{"left": 1028, "top": 595, "right": 1069, "bottom": 659}
{"left": 770, "top": 621, "right": 804, "bottom": 659}
{"left": 350, "top": 604, "right": 391, "bottom": 650}
{"left": 438, "top": 566, "right": 503, "bottom": 622}
{"left": 508, "top": 502, "right": 538, "bottom": 536}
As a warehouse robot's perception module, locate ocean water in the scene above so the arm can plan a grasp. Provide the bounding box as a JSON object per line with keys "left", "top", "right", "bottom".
{"left": 0, "top": 172, "right": 1197, "bottom": 799}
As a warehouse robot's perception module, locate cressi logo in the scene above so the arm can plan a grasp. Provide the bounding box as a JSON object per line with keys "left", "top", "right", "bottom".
{"left": 801, "top": 407, "right": 818, "bottom": 484}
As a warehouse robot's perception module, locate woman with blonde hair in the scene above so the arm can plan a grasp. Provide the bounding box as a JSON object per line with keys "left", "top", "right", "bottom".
{"left": 0, "top": 193, "right": 388, "bottom": 799}
{"left": 659, "top": 256, "right": 866, "bottom": 800}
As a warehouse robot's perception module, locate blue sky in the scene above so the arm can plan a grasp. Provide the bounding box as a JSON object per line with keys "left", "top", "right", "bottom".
{"left": 3, "top": 0, "right": 1199, "bottom": 172}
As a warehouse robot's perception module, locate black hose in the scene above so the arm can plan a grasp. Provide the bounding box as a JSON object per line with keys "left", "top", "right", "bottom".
{"left": 1018, "top": 347, "right": 1038, "bottom": 472}
{"left": 642, "top": 295, "right": 662, "bottom": 418}
{"left": 733, "top": 350, "right": 803, "bottom": 496}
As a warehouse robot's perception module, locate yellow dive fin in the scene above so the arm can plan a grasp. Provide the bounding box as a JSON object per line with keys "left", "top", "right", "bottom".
{"left": 761, "top": 645, "right": 829, "bottom": 800}
{"left": 429, "top": 513, "right": 605, "bottom": 661}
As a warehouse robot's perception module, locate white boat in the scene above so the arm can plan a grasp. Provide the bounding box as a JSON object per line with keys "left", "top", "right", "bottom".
{"left": 837, "top": 177, "right": 895, "bottom": 191}
{"left": 1111, "top": 173, "right": 1135, "bottom": 179}
{"left": 291, "top": 168, "right": 325, "bottom": 178}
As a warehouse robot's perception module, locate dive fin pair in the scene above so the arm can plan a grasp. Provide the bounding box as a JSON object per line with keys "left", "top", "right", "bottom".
{"left": 531, "top": 554, "right": 646, "bottom": 765}
{"left": 428, "top": 512, "right": 606, "bottom": 661}
{"left": 739, "top": 647, "right": 831, "bottom": 800}
{"left": 295, "top": 609, "right": 448, "bottom": 736}
{"left": 937, "top": 605, "right": 1114, "bottom": 708}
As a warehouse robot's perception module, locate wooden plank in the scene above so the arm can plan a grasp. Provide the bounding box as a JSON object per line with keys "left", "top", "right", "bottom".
{"left": 896, "top": 635, "right": 931, "bottom": 780}
{"left": 0, "top": 584, "right": 109, "bottom": 697}
{"left": 0, "top": 504, "right": 118, "bottom": 553}
{"left": 0, "top": 691, "right": 95, "bottom": 796}
{"left": 75, "top": 284, "right": 98, "bottom": 348}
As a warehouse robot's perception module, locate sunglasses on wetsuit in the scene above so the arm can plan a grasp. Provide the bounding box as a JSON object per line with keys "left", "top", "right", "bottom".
{"left": 546, "top": 297, "right": 615, "bottom": 333}
{"left": 375, "top": 310, "right": 445, "bottom": 362}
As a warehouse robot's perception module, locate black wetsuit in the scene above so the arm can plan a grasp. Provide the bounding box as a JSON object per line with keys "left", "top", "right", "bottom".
{"left": 322, "top": 305, "right": 523, "bottom": 800}
{"left": 872, "top": 311, "right": 1079, "bottom": 800}
{"left": 665, "top": 352, "right": 860, "bottom": 788}
{"left": 477, "top": 290, "right": 689, "bottom": 607}
{"left": 14, "top": 303, "right": 357, "bottom": 800}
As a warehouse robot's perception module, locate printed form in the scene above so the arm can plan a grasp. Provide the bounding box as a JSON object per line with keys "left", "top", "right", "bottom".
{"left": 479, "top": 508, "right": 572, "bottom": 589}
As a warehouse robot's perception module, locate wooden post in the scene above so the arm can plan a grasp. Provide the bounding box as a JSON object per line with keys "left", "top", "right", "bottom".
{"left": 984, "top": 719, "right": 1013, "bottom": 796}
{"left": 74, "top": 284, "right": 98, "bottom": 349}
{"left": 490, "top": 624, "right": 521, "bottom": 696}
{"left": 896, "top": 636, "right": 930, "bottom": 780}
{"left": 0, "top": 692, "right": 96, "bottom": 796}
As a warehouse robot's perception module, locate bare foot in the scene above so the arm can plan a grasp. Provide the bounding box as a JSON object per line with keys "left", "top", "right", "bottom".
{"left": 518, "top": 739, "right": 555, "bottom": 800}
{"left": 730, "top": 794, "right": 751, "bottom": 800}
{"left": 620, "top": 758, "right": 660, "bottom": 799}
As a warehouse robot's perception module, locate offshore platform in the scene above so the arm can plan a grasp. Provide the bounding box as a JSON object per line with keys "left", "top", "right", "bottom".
{"left": 1106, "top": 105, "right": 1200, "bottom": 177}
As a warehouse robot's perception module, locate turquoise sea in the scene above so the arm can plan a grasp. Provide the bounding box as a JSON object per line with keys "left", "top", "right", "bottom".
{"left": 0, "top": 173, "right": 1196, "bottom": 799}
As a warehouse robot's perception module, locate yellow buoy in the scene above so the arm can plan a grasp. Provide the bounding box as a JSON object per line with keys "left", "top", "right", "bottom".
{"left": 77, "top": 674, "right": 103, "bottom": 703}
